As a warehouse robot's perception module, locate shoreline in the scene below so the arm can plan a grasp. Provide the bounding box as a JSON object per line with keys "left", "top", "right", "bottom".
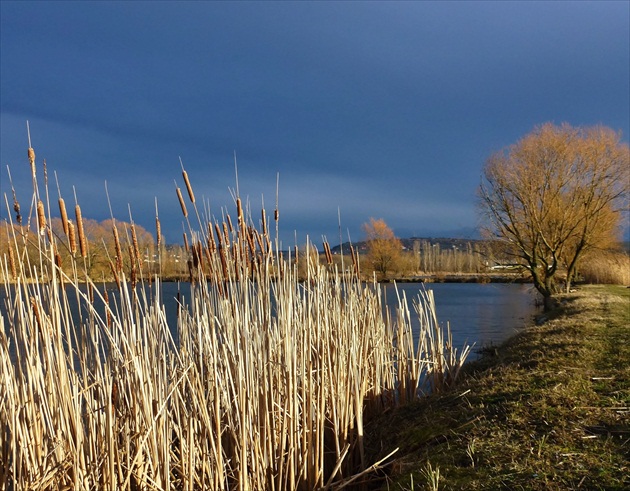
{"left": 365, "top": 285, "right": 630, "bottom": 490}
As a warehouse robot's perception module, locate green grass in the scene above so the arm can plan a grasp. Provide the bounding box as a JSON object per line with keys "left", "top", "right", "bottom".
{"left": 364, "top": 285, "right": 630, "bottom": 490}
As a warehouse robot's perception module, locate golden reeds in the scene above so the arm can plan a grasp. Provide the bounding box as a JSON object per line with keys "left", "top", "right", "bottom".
{"left": 1, "top": 136, "right": 471, "bottom": 491}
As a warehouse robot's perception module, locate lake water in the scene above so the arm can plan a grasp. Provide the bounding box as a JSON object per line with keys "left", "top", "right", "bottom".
{"left": 380, "top": 282, "right": 538, "bottom": 355}
{"left": 1, "top": 281, "right": 538, "bottom": 360}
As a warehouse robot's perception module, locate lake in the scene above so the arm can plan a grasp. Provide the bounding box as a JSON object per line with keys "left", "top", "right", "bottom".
{"left": 380, "top": 282, "right": 538, "bottom": 356}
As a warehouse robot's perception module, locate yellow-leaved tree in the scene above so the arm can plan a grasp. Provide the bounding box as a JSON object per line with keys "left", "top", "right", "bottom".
{"left": 362, "top": 218, "right": 402, "bottom": 277}
{"left": 479, "top": 123, "right": 629, "bottom": 310}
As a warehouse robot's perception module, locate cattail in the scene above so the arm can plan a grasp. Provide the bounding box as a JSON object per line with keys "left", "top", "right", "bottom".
{"left": 111, "top": 378, "right": 118, "bottom": 411}
{"left": 182, "top": 170, "right": 195, "bottom": 203}
{"left": 67, "top": 221, "right": 77, "bottom": 255}
{"left": 129, "top": 245, "right": 137, "bottom": 287}
{"left": 43, "top": 160, "right": 48, "bottom": 186}
{"left": 236, "top": 198, "right": 243, "bottom": 226}
{"left": 274, "top": 208, "right": 279, "bottom": 222}
{"left": 183, "top": 232, "right": 189, "bottom": 253}
{"left": 187, "top": 259, "right": 194, "bottom": 283}
{"left": 8, "top": 245, "right": 17, "bottom": 280}
{"left": 156, "top": 217, "right": 162, "bottom": 249}
{"left": 131, "top": 224, "right": 141, "bottom": 265}
{"left": 12, "top": 193, "right": 22, "bottom": 225}
{"left": 207, "top": 224, "right": 216, "bottom": 253}
{"left": 108, "top": 259, "right": 120, "bottom": 289}
{"left": 214, "top": 223, "right": 223, "bottom": 248}
{"left": 30, "top": 297, "right": 42, "bottom": 331}
{"left": 323, "top": 241, "right": 333, "bottom": 265}
{"left": 104, "top": 289, "right": 112, "bottom": 327}
{"left": 222, "top": 222, "right": 230, "bottom": 248}
{"left": 261, "top": 209, "right": 268, "bottom": 236}
{"left": 226, "top": 214, "right": 234, "bottom": 233}
{"left": 58, "top": 198, "right": 69, "bottom": 237}
{"left": 176, "top": 187, "right": 188, "bottom": 217}
{"left": 75, "top": 205, "right": 87, "bottom": 258}
{"left": 112, "top": 225, "right": 123, "bottom": 272}
{"left": 28, "top": 147, "right": 36, "bottom": 178}
{"left": 37, "top": 200, "right": 46, "bottom": 235}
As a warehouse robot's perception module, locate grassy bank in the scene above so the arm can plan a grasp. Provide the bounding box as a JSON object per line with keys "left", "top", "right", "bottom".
{"left": 365, "top": 285, "right": 629, "bottom": 490}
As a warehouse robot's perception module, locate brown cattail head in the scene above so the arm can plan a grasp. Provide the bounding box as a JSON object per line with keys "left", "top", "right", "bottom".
{"left": 37, "top": 200, "right": 46, "bottom": 235}
{"left": 226, "top": 214, "right": 234, "bottom": 233}
{"left": 183, "top": 232, "right": 189, "bottom": 253}
{"left": 156, "top": 217, "right": 162, "bottom": 248}
{"left": 182, "top": 171, "right": 195, "bottom": 203}
{"left": 28, "top": 147, "right": 36, "bottom": 177}
{"left": 214, "top": 223, "right": 223, "bottom": 248}
{"left": 274, "top": 208, "right": 279, "bottom": 222}
{"left": 131, "top": 223, "right": 141, "bottom": 266}
{"left": 128, "top": 245, "right": 137, "bottom": 287}
{"left": 104, "top": 289, "right": 112, "bottom": 327}
{"left": 67, "top": 220, "right": 77, "bottom": 255}
{"left": 55, "top": 250, "right": 62, "bottom": 269}
{"left": 12, "top": 192, "right": 22, "bottom": 225}
{"left": 176, "top": 187, "right": 188, "bottom": 217}
{"left": 236, "top": 198, "right": 243, "bottom": 224}
{"left": 8, "top": 245, "right": 17, "bottom": 280}
{"left": 75, "top": 205, "right": 87, "bottom": 258}
{"left": 109, "top": 259, "right": 120, "bottom": 289}
{"left": 58, "top": 198, "right": 69, "bottom": 237}
{"left": 222, "top": 222, "right": 230, "bottom": 248}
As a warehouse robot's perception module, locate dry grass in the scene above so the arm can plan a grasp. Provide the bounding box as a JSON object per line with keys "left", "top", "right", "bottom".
{"left": 0, "top": 136, "right": 471, "bottom": 490}
{"left": 365, "top": 285, "right": 629, "bottom": 490}
{"left": 579, "top": 251, "right": 630, "bottom": 286}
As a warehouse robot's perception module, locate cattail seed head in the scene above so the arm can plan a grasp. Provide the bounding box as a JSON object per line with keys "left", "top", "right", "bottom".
{"left": 227, "top": 214, "right": 234, "bottom": 233}
{"left": 58, "top": 198, "right": 69, "bottom": 237}
{"left": 28, "top": 147, "right": 36, "bottom": 177}
{"left": 261, "top": 209, "right": 268, "bottom": 236}
{"left": 176, "top": 187, "right": 188, "bottom": 217}
{"left": 156, "top": 218, "right": 161, "bottom": 248}
{"left": 131, "top": 224, "right": 141, "bottom": 265}
{"left": 37, "top": 200, "right": 46, "bottom": 235}
{"left": 75, "top": 205, "right": 87, "bottom": 258}
{"left": 183, "top": 232, "right": 189, "bottom": 253}
{"left": 68, "top": 221, "right": 77, "bottom": 255}
{"left": 13, "top": 194, "right": 22, "bottom": 225}
{"left": 236, "top": 198, "right": 243, "bottom": 222}
{"left": 182, "top": 171, "right": 195, "bottom": 203}
{"left": 112, "top": 225, "right": 123, "bottom": 272}
{"left": 8, "top": 245, "right": 17, "bottom": 279}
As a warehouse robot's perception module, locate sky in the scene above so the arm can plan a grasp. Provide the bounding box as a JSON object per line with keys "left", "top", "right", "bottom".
{"left": 1, "top": 1, "right": 629, "bottom": 248}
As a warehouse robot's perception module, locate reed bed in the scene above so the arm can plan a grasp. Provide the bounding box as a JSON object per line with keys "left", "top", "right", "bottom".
{"left": 0, "top": 136, "right": 470, "bottom": 490}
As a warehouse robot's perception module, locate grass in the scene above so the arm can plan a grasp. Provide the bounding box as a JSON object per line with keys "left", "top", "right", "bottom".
{"left": 364, "top": 285, "right": 629, "bottom": 490}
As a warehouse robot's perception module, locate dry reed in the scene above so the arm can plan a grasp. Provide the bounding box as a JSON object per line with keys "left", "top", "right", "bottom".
{"left": 0, "top": 134, "right": 471, "bottom": 491}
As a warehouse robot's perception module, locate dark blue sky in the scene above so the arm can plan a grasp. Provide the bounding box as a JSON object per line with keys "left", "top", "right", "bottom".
{"left": 2, "top": 1, "right": 628, "bottom": 247}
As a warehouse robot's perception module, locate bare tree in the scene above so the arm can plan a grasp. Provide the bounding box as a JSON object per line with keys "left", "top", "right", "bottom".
{"left": 479, "top": 123, "right": 629, "bottom": 310}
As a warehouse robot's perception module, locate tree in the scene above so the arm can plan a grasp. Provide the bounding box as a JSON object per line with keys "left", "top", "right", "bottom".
{"left": 362, "top": 218, "right": 402, "bottom": 277}
{"left": 479, "top": 123, "right": 629, "bottom": 310}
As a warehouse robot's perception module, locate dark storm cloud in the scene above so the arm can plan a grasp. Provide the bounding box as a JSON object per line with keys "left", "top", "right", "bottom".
{"left": 1, "top": 1, "right": 628, "bottom": 244}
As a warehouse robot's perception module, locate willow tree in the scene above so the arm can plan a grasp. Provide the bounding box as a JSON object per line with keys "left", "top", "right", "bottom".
{"left": 479, "top": 123, "right": 629, "bottom": 310}
{"left": 362, "top": 217, "right": 402, "bottom": 277}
